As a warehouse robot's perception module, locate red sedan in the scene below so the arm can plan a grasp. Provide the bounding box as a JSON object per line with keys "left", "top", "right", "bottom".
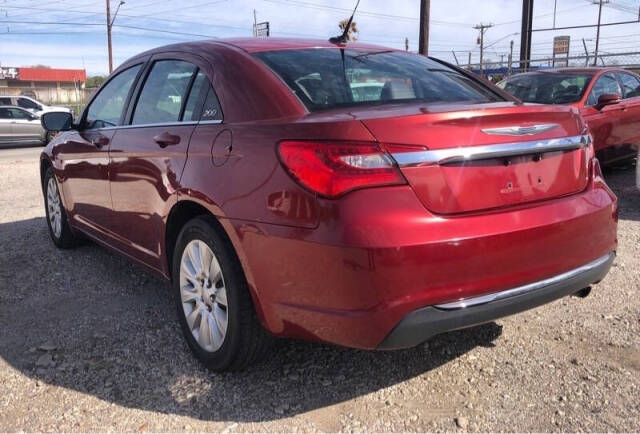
{"left": 39, "top": 38, "right": 617, "bottom": 371}
{"left": 499, "top": 67, "right": 640, "bottom": 166}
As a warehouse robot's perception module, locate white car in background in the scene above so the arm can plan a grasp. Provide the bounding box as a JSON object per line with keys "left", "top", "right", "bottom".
{"left": 0, "top": 95, "right": 73, "bottom": 117}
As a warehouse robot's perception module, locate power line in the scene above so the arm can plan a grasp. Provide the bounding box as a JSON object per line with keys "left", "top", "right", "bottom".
{"left": 262, "top": 0, "right": 472, "bottom": 26}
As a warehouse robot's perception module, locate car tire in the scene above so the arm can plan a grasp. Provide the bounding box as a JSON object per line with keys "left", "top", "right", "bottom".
{"left": 172, "top": 216, "right": 271, "bottom": 371}
{"left": 43, "top": 167, "right": 78, "bottom": 248}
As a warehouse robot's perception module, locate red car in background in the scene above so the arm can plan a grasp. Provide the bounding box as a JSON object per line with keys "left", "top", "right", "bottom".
{"left": 499, "top": 67, "right": 640, "bottom": 166}
{"left": 39, "top": 39, "right": 617, "bottom": 371}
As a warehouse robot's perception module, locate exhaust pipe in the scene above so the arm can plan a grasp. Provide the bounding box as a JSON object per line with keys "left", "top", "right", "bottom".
{"left": 572, "top": 287, "right": 592, "bottom": 299}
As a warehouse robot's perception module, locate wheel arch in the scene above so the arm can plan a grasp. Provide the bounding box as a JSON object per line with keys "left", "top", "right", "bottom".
{"left": 39, "top": 157, "right": 53, "bottom": 193}
{"left": 164, "top": 199, "right": 266, "bottom": 325}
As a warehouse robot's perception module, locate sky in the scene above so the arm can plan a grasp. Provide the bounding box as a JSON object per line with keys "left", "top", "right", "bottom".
{"left": 0, "top": 0, "right": 639, "bottom": 76}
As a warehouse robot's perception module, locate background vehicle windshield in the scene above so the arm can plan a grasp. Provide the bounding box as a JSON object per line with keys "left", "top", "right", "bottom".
{"left": 254, "top": 49, "right": 502, "bottom": 111}
{"left": 498, "top": 73, "right": 593, "bottom": 104}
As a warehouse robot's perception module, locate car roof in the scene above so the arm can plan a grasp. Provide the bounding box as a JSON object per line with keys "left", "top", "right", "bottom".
{"left": 217, "top": 37, "right": 397, "bottom": 53}
{"left": 131, "top": 37, "right": 399, "bottom": 58}
{"left": 505, "top": 67, "right": 625, "bottom": 79}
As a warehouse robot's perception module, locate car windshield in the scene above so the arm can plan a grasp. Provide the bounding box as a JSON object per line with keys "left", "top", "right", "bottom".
{"left": 254, "top": 48, "right": 502, "bottom": 111}
{"left": 498, "top": 73, "right": 593, "bottom": 104}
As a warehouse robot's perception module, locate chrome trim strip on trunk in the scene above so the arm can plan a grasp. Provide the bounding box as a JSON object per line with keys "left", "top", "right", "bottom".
{"left": 434, "top": 253, "right": 615, "bottom": 310}
{"left": 391, "top": 134, "right": 590, "bottom": 168}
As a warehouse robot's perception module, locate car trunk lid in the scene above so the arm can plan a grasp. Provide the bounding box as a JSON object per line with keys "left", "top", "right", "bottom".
{"left": 360, "top": 102, "right": 589, "bottom": 214}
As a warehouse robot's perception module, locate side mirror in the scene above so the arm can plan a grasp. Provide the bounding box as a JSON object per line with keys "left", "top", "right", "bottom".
{"left": 41, "top": 111, "right": 74, "bottom": 132}
{"left": 595, "top": 93, "right": 621, "bottom": 110}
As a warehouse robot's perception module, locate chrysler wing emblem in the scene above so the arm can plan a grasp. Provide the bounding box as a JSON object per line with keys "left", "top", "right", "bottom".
{"left": 481, "top": 124, "right": 559, "bottom": 136}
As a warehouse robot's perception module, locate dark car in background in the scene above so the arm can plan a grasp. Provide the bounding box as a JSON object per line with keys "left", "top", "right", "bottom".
{"left": 499, "top": 68, "right": 640, "bottom": 166}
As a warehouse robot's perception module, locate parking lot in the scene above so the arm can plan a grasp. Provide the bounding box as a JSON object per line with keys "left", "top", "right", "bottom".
{"left": 0, "top": 145, "right": 638, "bottom": 432}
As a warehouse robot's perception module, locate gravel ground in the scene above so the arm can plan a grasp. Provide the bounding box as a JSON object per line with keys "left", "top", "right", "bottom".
{"left": 0, "top": 146, "right": 638, "bottom": 432}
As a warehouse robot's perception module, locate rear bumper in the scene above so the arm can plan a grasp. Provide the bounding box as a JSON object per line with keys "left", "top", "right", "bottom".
{"left": 378, "top": 252, "right": 614, "bottom": 349}
{"left": 232, "top": 159, "right": 618, "bottom": 349}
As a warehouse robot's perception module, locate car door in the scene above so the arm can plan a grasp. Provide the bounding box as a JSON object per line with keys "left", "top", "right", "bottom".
{"left": 617, "top": 72, "right": 640, "bottom": 148}
{"left": 5, "top": 107, "right": 43, "bottom": 142}
{"left": 57, "top": 63, "right": 144, "bottom": 237}
{"left": 0, "top": 107, "right": 15, "bottom": 144}
{"left": 108, "top": 55, "right": 204, "bottom": 270}
{"left": 580, "top": 72, "right": 625, "bottom": 154}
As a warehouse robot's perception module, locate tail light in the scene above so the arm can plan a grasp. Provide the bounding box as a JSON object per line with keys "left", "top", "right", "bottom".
{"left": 277, "top": 141, "right": 406, "bottom": 198}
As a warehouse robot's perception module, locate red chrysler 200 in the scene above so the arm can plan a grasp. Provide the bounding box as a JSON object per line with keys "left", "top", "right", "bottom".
{"left": 39, "top": 38, "right": 618, "bottom": 371}
{"left": 499, "top": 67, "right": 640, "bottom": 166}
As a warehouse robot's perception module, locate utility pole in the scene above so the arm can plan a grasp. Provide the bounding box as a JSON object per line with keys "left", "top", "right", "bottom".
{"left": 106, "top": 0, "right": 112, "bottom": 73}
{"left": 253, "top": 9, "right": 257, "bottom": 37}
{"left": 520, "top": 0, "right": 534, "bottom": 72}
{"left": 474, "top": 23, "right": 493, "bottom": 77}
{"left": 468, "top": 52, "right": 472, "bottom": 70}
{"left": 508, "top": 40, "right": 514, "bottom": 75}
{"left": 582, "top": 38, "right": 590, "bottom": 66}
{"left": 418, "top": 0, "right": 430, "bottom": 55}
{"left": 553, "top": 0, "right": 557, "bottom": 28}
{"left": 106, "top": 0, "right": 124, "bottom": 74}
{"left": 593, "top": 0, "right": 608, "bottom": 66}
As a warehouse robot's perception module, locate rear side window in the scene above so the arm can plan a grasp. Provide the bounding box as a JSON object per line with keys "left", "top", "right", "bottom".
{"left": 86, "top": 64, "right": 142, "bottom": 129}
{"left": 17, "top": 98, "right": 39, "bottom": 110}
{"left": 182, "top": 71, "right": 223, "bottom": 122}
{"left": 619, "top": 73, "right": 640, "bottom": 99}
{"left": 0, "top": 108, "right": 11, "bottom": 118}
{"left": 200, "top": 86, "right": 223, "bottom": 121}
{"left": 587, "top": 73, "right": 622, "bottom": 105}
{"left": 132, "top": 60, "right": 196, "bottom": 125}
{"left": 182, "top": 71, "right": 208, "bottom": 122}
{"left": 254, "top": 49, "right": 500, "bottom": 111}
{"left": 0, "top": 97, "right": 11, "bottom": 105}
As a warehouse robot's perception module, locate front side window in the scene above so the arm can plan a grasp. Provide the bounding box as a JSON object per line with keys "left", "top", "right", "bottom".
{"left": 619, "top": 73, "right": 640, "bottom": 99}
{"left": 7, "top": 107, "right": 31, "bottom": 119}
{"left": 132, "top": 60, "right": 196, "bottom": 125}
{"left": 587, "top": 73, "right": 622, "bottom": 106}
{"left": 498, "top": 73, "right": 592, "bottom": 104}
{"left": 254, "top": 49, "right": 501, "bottom": 111}
{"left": 85, "top": 64, "right": 142, "bottom": 130}
{"left": 17, "top": 98, "right": 39, "bottom": 110}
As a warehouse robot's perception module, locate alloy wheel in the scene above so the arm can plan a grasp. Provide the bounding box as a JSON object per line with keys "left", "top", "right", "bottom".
{"left": 179, "top": 239, "right": 228, "bottom": 352}
{"left": 46, "top": 177, "right": 62, "bottom": 238}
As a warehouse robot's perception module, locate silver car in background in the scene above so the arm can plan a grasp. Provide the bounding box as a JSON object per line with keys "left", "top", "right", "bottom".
{"left": 0, "top": 106, "right": 49, "bottom": 147}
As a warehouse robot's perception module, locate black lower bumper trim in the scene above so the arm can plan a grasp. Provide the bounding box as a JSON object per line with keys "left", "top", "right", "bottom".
{"left": 377, "top": 253, "right": 615, "bottom": 350}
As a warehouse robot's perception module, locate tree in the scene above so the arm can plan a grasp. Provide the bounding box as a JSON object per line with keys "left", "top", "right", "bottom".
{"left": 338, "top": 18, "right": 358, "bottom": 41}
{"left": 86, "top": 75, "right": 106, "bottom": 88}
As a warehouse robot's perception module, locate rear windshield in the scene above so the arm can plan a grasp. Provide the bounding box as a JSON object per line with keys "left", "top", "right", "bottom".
{"left": 498, "top": 73, "right": 593, "bottom": 104}
{"left": 254, "top": 49, "right": 502, "bottom": 111}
